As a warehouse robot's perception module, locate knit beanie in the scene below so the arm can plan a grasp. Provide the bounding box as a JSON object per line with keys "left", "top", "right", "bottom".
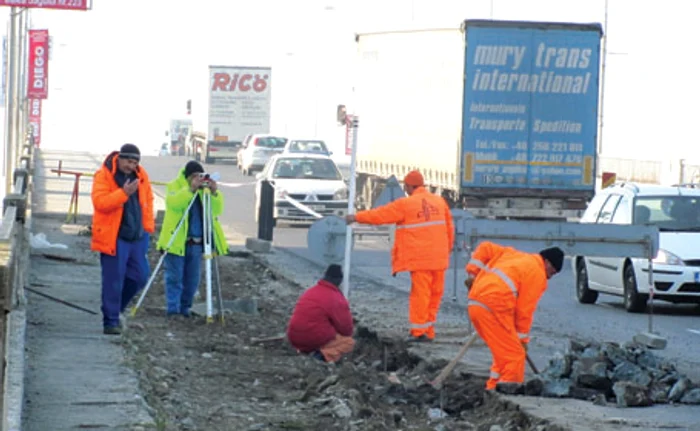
{"left": 119, "top": 143, "right": 141, "bottom": 161}
{"left": 323, "top": 264, "right": 344, "bottom": 287}
{"left": 539, "top": 247, "right": 565, "bottom": 273}
{"left": 184, "top": 160, "right": 204, "bottom": 178}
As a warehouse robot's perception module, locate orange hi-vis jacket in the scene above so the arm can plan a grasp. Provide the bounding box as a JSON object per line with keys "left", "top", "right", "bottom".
{"left": 465, "top": 241, "right": 548, "bottom": 344}
{"left": 91, "top": 152, "right": 155, "bottom": 256}
{"left": 355, "top": 187, "right": 454, "bottom": 274}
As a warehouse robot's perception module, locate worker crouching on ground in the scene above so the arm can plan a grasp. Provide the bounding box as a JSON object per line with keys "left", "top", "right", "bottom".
{"left": 287, "top": 264, "right": 355, "bottom": 363}
{"left": 91, "top": 144, "right": 155, "bottom": 335}
{"left": 465, "top": 242, "right": 564, "bottom": 390}
{"left": 157, "top": 161, "right": 228, "bottom": 318}
{"left": 345, "top": 170, "right": 453, "bottom": 343}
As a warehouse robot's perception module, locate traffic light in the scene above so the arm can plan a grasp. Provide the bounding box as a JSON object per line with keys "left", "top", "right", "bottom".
{"left": 186, "top": 99, "right": 192, "bottom": 115}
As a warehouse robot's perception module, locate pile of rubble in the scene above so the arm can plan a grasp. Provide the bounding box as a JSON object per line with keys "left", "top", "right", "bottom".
{"left": 502, "top": 340, "right": 700, "bottom": 407}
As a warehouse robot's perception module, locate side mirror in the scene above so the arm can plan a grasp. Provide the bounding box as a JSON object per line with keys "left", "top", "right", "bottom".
{"left": 329, "top": 151, "right": 334, "bottom": 156}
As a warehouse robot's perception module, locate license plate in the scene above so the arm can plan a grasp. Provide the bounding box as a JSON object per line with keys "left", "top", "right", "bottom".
{"left": 304, "top": 204, "right": 324, "bottom": 211}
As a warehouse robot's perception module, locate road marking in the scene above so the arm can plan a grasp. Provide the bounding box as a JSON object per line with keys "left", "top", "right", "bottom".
{"left": 218, "top": 182, "right": 255, "bottom": 188}
{"left": 687, "top": 329, "right": 700, "bottom": 336}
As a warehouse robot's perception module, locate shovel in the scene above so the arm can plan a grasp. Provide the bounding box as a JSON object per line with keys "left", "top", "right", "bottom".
{"left": 430, "top": 332, "right": 479, "bottom": 390}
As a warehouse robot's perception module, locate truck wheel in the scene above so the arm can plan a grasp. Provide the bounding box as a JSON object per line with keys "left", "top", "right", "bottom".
{"left": 624, "top": 264, "right": 647, "bottom": 313}
{"left": 576, "top": 260, "right": 598, "bottom": 304}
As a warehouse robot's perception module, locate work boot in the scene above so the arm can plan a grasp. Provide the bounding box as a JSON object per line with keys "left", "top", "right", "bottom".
{"left": 495, "top": 382, "right": 525, "bottom": 395}
{"left": 103, "top": 326, "right": 121, "bottom": 335}
{"left": 405, "top": 334, "right": 433, "bottom": 343}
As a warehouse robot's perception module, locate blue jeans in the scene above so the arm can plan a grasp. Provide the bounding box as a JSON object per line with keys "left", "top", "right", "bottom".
{"left": 164, "top": 243, "right": 203, "bottom": 315}
{"left": 100, "top": 234, "right": 150, "bottom": 328}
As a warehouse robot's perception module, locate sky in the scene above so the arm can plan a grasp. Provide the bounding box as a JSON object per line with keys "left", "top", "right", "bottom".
{"left": 0, "top": 0, "right": 696, "bottom": 161}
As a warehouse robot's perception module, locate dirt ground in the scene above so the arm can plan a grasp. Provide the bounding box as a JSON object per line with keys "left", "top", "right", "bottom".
{"left": 120, "top": 244, "right": 566, "bottom": 431}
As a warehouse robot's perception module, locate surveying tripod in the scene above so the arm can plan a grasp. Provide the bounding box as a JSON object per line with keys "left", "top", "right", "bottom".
{"left": 131, "top": 184, "right": 225, "bottom": 324}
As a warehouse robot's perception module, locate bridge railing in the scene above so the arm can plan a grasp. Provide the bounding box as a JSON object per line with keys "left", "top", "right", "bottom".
{"left": 1, "top": 135, "right": 35, "bottom": 431}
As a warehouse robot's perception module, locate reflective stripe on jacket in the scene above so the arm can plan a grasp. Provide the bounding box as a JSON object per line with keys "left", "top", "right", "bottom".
{"left": 465, "top": 241, "right": 548, "bottom": 343}
{"left": 355, "top": 187, "right": 454, "bottom": 273}
{"left": 156, "top": 168, "right": 228, "bottom": 257}
{"left": 90, "top": 152, "right": 154, "bottom": 256}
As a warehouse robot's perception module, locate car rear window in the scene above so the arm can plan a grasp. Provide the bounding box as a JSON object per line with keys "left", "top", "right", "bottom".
{"left": 272, "top": 157, "right": 342, "bottom": 180}
{"left": 257, "top": 137, "right": 287, "bottom": 148}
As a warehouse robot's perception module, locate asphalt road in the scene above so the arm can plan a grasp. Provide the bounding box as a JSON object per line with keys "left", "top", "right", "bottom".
{"left": 141, "top": 154, "right": 700, "bottom": 380}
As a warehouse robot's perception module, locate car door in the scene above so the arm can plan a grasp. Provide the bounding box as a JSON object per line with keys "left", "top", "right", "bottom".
{"left": 596, "top": 194, "right": 632, "bottom": 290}
{"left": 579, "top": 192, "right": 613, "bottom": 285}
{"left": 586, "top": 193, "right": 622, "bottom": 291}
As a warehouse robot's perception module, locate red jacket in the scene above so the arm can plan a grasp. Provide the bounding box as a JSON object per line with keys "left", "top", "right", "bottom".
{"left": 287, "top": 280, "right": 353, "bottom": 353}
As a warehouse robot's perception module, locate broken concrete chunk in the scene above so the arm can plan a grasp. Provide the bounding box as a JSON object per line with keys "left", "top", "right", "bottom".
{"left": 648, "top": 383, "right": 671, "bottom": 404}
{"left": 612, "top": 381, "right": 653, "bottom": 407}
{"left": 571, "top": 358, "right": 611, "bottom": 391}
{"left": 680, "top": 388, "right": 700, "bottom": 404}
{"left": 600, "top": 342, "right": 627, "bottom": 366}
{"left": 543, "top": 352, "right": 572, "bottom": 379}
{"left": 570, "top": 386, "right": 605, "bottom": 401}
{"left": 633, "top": 332, "right": 668, "bottom": 350}
{"left": 669, "top": 378, "right": 691, "bottom": 402}
{"left": 611, "top": 361, "right": 652, "bottom": 387}
{"left": 541, "top": 378, "right": 572, "bottom": 398}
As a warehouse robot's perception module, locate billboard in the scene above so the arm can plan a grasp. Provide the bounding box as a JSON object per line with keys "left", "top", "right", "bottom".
{"left": 0, "top": 0, "right": 89, "bottom": 10}
{"left": 208, "top": 66, "right": 271, "bottom": 144}
{"left": 460, "top": 24, "right": 602, "bottom": 191}
{"left": 27, "top": 29, "right": 49, "bottom": 100}
{"left": 28, "top": 98, "right": 41, "bottom": 147}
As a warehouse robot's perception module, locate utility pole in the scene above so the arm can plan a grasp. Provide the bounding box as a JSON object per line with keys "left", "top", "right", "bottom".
{"left": 4, "top": 7, "right": 19, "bottom": 194}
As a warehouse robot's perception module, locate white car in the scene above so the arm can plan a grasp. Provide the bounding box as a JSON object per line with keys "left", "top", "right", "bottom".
{"left": 573, "top": 182, "right": 700, "bottom": 312}
{"left": 158, "top": 143, "right": 169, "bottom": 157}
{"left": 254, "top": 153, "right": 348, "bottom": 224}
{"left": 282, "top": 139, "right": 332, "bottom": 156}
{"left": 238, "top": 134, "right": 287, "bottom": 176}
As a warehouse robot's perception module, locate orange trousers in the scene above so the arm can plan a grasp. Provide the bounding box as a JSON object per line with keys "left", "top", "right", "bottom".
{"left": 409, "top": 270, "right": 445, "bottom": 339}
{"left": 468, "top": 303, "right": 526, "bottom": 390}
{"left": 319, "top": 334, "right": 356, "bottom": 363}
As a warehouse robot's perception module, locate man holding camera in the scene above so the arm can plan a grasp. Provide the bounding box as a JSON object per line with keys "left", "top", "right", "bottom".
{"left": 157, "top": 160, "right": 229, "bottom": 317}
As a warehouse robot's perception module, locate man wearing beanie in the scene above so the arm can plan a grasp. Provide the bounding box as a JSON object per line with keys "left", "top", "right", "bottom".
{"left": 287, "top": 264, "right": 355, "bottom": 362}
{"left": 345, "top": 169, "right": 454, "bottom": 343}
{"left": 464, "top": 241, "right": 564, "bottom": 391}
{"left": 91, "top": 143, "right": 154, "bottom": 335}
{"left": 157, "top": 160, "right": 228, "bottom": 318}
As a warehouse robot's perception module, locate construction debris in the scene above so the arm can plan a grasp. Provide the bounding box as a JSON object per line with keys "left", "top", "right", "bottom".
{"left": 509, "top": 340, "right": 700, "bottom": 407}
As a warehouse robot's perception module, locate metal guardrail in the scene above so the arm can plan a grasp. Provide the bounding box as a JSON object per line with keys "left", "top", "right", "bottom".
{"left": 1, "top": 139, "right": 34, "bottom": 431}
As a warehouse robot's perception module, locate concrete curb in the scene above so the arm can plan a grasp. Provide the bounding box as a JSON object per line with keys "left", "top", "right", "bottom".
{"left": 2, "top": 307, "right": 26, "bottom": 431}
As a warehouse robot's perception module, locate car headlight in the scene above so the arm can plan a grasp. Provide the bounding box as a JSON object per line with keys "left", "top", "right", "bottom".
{"left": 653, "top": 249, "right": 684, "bottom": 266}
{"left": 333, "top": 188, "right": 349, "bottom": 200}
{"left": 275, "top": 189, "right": 288, "bottom": 199}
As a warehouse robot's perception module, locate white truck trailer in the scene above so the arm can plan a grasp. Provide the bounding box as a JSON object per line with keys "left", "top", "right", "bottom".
{"left": 189, "top": 65, "right": 272, "bottom": 164}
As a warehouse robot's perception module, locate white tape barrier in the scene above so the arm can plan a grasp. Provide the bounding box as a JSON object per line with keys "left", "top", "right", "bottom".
{"left": 268, "top": 182, "right": 324, "bottom": 219}
{"left": 218, "top": 181, "right": 256, "bottom": 188}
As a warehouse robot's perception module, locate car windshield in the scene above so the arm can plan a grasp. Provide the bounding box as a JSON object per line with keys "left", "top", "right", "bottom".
{"left": 634, "top": 196, "right": 700, "bottom": 232}
{"left": 257, "top": 137, "right": 287, "bottom": 149}
{"left": 271, "top": 157, "right": 342, "bottom": 180}
{"left": 288, "top": 140, "right": 328, "bottom": 154}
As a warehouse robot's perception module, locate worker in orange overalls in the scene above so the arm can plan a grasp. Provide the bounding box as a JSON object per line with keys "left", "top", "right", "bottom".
{"left": 464, "top": 242, "right": 564, "bottom": 390}
{"left": 345, "top": 170, "right": 454, "bottom": 342}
